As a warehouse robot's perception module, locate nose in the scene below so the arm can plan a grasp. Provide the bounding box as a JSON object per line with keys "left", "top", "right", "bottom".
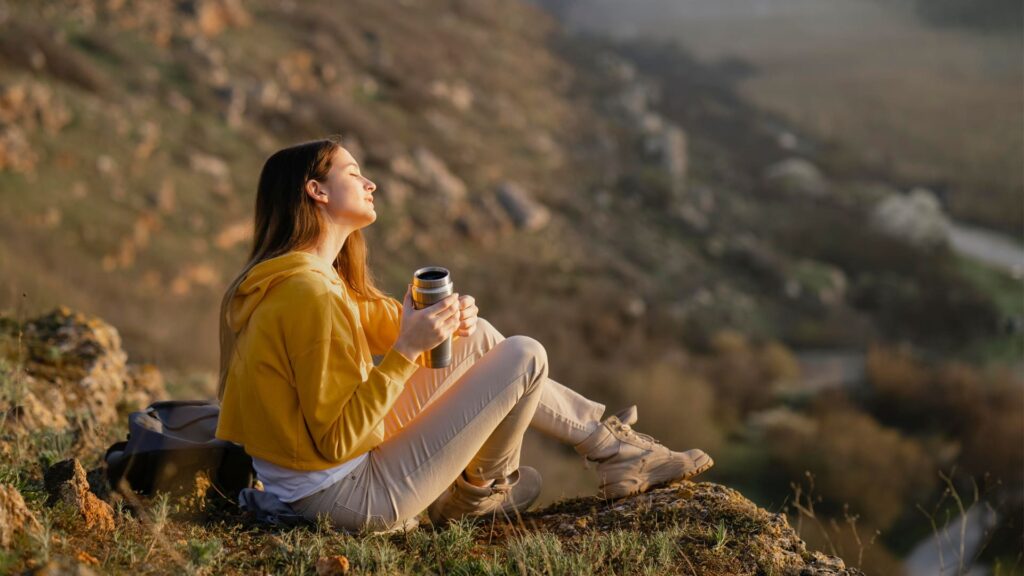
{"left": 365, "top": 178, "right": 376, "bottom": 193}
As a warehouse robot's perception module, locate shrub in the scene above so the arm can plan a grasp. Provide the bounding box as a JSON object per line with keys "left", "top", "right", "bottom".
{"left": 762, "top": 403, "right": 934, "bottom": 530}
{"left": 866, "top": 343, "right": 1024, "bottom": 492}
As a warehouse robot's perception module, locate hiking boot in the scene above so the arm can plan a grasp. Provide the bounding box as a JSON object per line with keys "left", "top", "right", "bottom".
{"left": 575, "top": 406, "right": 713, "bottom": 499}
{"left": 427, "top": 467, "right": 542, "bottom": 524}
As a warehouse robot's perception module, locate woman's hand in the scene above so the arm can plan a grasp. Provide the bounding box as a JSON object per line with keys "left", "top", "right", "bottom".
{"left": 456, "top": 295, "right": 478, "bottom": 338}
{"left": 392, "top": 286, "right": 460, "bottom": 362}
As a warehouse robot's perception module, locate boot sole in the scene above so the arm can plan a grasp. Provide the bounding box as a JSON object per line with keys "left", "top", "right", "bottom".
{"left": 599, "top": 454, "right": 715, "bottom": 500}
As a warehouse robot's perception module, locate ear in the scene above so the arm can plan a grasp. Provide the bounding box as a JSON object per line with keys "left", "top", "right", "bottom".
{"left": 305, "top": 180, "right": 328, "bottom": 205}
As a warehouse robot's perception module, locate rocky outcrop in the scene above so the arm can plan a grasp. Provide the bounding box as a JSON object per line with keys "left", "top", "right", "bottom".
{"left": 763, "top": 158, "right": 829, "bottom": 198}
{"left": 0, "top": 80, "right": 72, "bottom": 173}
{"left": 44, "top": 458, "right": 115, "bottom": 533}
{"left": 0, "top": 483, "right": 39, "bottom": 548}
{"left": 496, "top": 181, "right": 551, "bottom": 231}
{"left": 0, "top": 307, "right": 167, "bottom": 437}
{"left": 514, "top": 482, "right": 864, "bottom": 576}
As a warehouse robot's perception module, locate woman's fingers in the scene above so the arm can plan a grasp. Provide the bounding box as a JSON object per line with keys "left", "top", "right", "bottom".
{"left": 427, "top": 293, "right": 460, "bottom": 319}
{"left": 457, "top": 317, "right": 477, "bottom": 336}
{"left": 460, "top": 304, "right": 478, "bottom": 320}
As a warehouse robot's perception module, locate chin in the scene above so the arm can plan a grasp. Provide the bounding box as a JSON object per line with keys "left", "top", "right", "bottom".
{"left": 361, "top": 210, "right": 378, "bottom": 226}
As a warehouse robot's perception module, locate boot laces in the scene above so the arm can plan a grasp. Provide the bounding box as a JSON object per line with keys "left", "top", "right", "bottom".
{"left": 617, "top": 423, "right": 661, "bottom": 448}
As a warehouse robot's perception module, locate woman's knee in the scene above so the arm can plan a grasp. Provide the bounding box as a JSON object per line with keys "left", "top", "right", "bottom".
{"left": 500, "top": 335, "right": 548, "bottom": 386}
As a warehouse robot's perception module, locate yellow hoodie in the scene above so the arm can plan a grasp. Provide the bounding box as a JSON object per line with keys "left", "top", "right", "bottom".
{"left": 215, "top": 251, "right": 419, "bottom": 471}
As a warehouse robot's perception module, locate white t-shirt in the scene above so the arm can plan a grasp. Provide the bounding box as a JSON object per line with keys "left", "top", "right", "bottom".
{"left": 252, "top": 453, "right": 368, "bottom": 503}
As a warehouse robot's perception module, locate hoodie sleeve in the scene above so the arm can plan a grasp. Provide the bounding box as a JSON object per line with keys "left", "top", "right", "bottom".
{"left": 358, "top": 296, "right": 404, "bottom": 356}
{"left": 284, "top": 279, "right": 419, "bottom": 463}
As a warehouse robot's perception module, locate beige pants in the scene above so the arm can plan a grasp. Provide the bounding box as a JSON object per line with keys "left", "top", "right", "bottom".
{"left": 290, "top": 318, "right": 606, "bottom": 532}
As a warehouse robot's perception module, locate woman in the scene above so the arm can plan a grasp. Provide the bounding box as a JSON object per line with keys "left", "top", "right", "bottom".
{"left": 215, "top": 136, "right": 713, "bottom": 533}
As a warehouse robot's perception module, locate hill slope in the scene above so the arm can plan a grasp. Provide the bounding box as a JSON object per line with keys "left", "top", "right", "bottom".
{"left": 0, "top": 307, "right": 865, "bottom": 575}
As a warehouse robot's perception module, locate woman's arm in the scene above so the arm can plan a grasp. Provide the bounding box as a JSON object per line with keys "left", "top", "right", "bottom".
{"left": 292, "top": 335, "right": 417, "bottom": 462}
{"left": 284, "top": 279, "right": 418, "bottom": 463}
{"left": 359, "top": 295, "right": 403, "bottom": 355}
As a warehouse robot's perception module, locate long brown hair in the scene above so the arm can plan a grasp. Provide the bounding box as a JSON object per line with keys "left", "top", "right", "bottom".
{"left": 217, "top": 135, "right": 386, "bottom": 399}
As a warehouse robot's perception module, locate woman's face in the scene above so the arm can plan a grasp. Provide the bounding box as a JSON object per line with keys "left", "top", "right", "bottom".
{"left": 308, "top": 147, "right": 378, "bottom": 229}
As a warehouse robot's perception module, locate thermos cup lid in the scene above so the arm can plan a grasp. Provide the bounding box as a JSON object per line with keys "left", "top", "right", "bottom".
{"left": 412, "top": 266, "right": 451, "bottom": 289}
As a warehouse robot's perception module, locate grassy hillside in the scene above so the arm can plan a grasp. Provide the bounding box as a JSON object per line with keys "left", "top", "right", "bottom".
{"left": 1, "top": 1, "right": 1020, "bottom": 573}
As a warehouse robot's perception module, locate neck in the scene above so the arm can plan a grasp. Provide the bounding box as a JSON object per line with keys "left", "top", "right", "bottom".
{"left": 303, "top": 222, "right": 352, "bottom": 270}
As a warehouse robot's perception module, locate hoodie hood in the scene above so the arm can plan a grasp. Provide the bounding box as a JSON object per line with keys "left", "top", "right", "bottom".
{"left": 227, "top": 251, "right": 343, "bottom": 333}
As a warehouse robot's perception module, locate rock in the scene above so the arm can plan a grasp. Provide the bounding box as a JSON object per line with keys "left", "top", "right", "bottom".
{"left": 429, "top": 80, "right": 475, "bottom": 111}
{"left": 188, "top": 0, "right": 251, "bottom": 37}
{"left": 189, "top": 151, "right": 231, "bottom": 181}
{"left": 44, "top": 459, "right": 115, "bottom": 533}
{"left": 250, "top": 80, "right": 292, "bottom": 113}
{"left": 764, "top": 158, "right": 829, "bottom": 197}
{"left": 388, "top": 154, "right": 420, "bottom": 183}
{"left": 777, "top": 131, "right": 799, "bottom": 151}
{"left": 189, "top": 151, "right": 233, "bottom": 195}
{"left": 170, "top": 263, "right": 221, "bottom": 296}
{"left": 640, "top": 117, "right": 688, "bottom": 198}
{"left": 133, "top": 121, "right": 160, "bottom": 161}
{"left": 154, "top": 178, "right": 176, "bottom": 214}
{"left": 501, "top": 482, "right": 864, "bottom": 576}
{"left": 660, "top": 124, "right": 688, "bottom": 197}
{"left": 0, "top": 483, "right": 40, "bottom": 547}
{"left": 869, "top": 187, "right": 951, "bottom": 248}
{"left": 616, "top": 83, "right": 654, "bottom": 119}
{"left": 0, "top": 125, "right": 37, "bottom": 172}
{"left": 376, "top": 176, "right": 410, "bottom": 211}
{"left": 0, "top": 308, "right": 167, "bottom": 437}
{"left": 220, "top": 83, "right": 247, "bottom": 128}
{"left": 277, "top": 50, "right": 318, "bottom": 92}
{"left": 412, "top": 148, "right": 467, "bottom": 212}
{"left": 0, "top": 79, "right": 68, "bottom": 174}
{"left": 496, "top": 181, "right": 550, "bottom": 231}
{"left": 315, "top": 555, "right": 350, "bottom": 575}
{"left": 214, "top": 219, "right": 251, "bottom": 250}
{"left": 0, "top": 80, "right": 72, "bottom": 134}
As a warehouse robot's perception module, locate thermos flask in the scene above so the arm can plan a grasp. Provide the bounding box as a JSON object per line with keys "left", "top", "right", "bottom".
{"left": 411, "top": 266, "right": 454, "bottom": 368}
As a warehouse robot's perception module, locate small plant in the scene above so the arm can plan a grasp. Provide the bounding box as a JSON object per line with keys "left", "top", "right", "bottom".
{"left": 147, "top": 492, "right": 171, "bottom": 535}
{"left": 187, "top": 537, "right": 223, "bottom": 569}
{"left": 712, "top": 520, "right": 731, "bottom": 551}
{"left": 29, "top": 511, "right": 55, "bottom": 566}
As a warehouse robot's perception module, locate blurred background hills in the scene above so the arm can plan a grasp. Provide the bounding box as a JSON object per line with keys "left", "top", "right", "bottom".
{"left": 0, "top": 0, "right": 1021, "bottom": 573}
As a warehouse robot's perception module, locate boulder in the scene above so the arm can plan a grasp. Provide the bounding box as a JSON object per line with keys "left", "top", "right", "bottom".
{"left": 0, "top": 483, "right": 40, "bottom": 548}
{"left": 415, "top": 148, "right": 466, "bottom": 202}
{"left": 763, "top": 158, "right": 829, "bottom": 197}
{"left": 496, "top": 181, "right": 550, "bottom": 231}
{"left": 0, "top": 307, "right": 167, "bottom": 437}
{"left": 503, "top": 482, "right": 864, "bottom": 576}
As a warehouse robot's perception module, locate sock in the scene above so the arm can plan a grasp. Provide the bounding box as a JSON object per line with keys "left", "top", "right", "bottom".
{"left": 462, "top": 471, "right": 495, "bottom": 487}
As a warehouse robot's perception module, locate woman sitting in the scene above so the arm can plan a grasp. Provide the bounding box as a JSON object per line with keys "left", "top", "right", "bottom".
{"left": 215, "top": 136, "right": 713, "bottom": 533}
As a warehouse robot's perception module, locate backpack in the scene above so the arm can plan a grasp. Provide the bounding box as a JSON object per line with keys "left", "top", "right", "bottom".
{"left": 105, "top": 400, "right": 254, "bottom": 499}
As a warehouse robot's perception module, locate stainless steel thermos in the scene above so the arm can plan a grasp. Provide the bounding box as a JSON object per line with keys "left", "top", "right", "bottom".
{"left": 411, "top": 266, "right": 454, "bottom": 368}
